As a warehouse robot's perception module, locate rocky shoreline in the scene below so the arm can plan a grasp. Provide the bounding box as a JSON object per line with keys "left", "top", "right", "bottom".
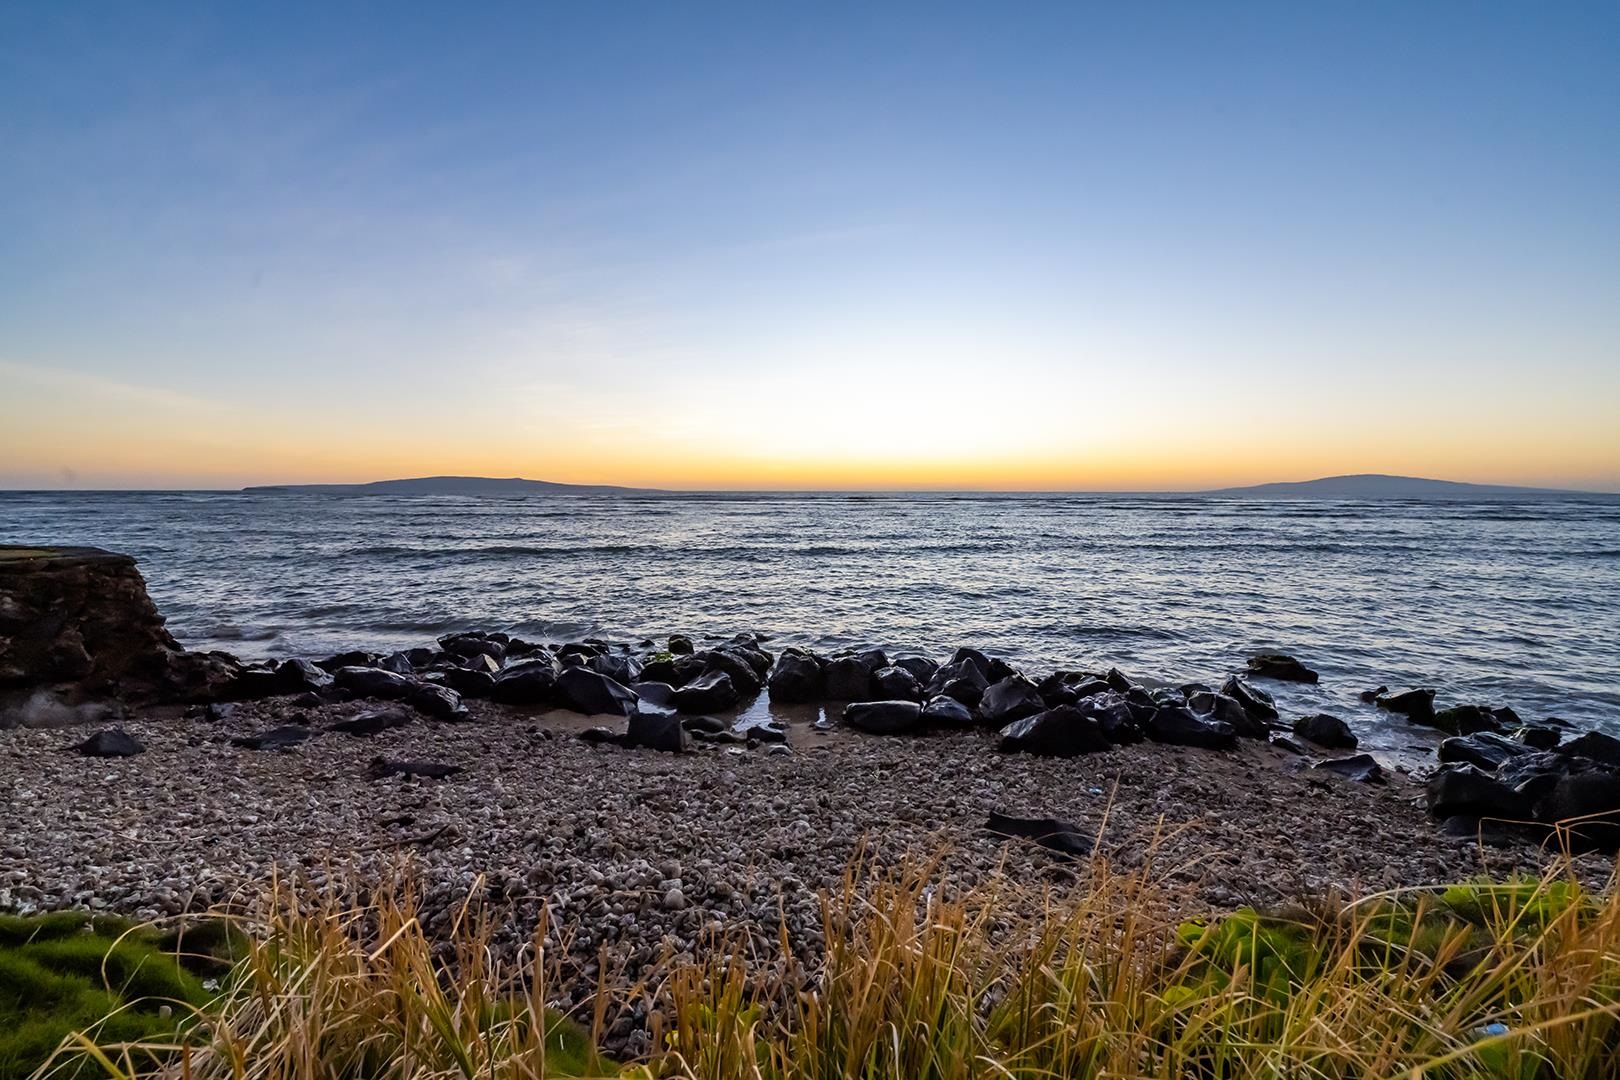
{"left": 4, "top": 545, "right": 1619, "bottom": 1051}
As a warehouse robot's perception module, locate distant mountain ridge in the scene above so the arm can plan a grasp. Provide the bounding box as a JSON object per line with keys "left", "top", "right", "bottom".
{"left": 1202, "top": 473, "right": 1609, "bottom": 499}
{"left": 239, "top": 473, "right": 1614, "bottom": 498}
{"left": 243, "top": 475, "right": 657, "bottom": 495}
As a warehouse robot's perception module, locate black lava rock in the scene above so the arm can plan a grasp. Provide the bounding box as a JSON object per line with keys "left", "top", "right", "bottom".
{"left": 842, "top": 700, "right": 923, "bottom": 735}
{"left": 1292, "top": 713, "right": 1357, "bottom": 750}
{"left": 73, "top": 728, "right": 143, "bottom": 757}
{"left": 998, "top": 705, "right": 1112, "bottom": 757}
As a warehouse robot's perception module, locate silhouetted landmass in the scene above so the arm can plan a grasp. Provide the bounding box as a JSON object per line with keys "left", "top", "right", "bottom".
{"left": 243, "top": 476, "right": 659, "bottom": 496}
{"left": 1202, "top": 473, "right": 1610, "bottom": 499}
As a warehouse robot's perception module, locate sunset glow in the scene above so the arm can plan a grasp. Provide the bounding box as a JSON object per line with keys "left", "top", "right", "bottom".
{"left": 2, "top": 5, "right": 1617, "bottom": 491}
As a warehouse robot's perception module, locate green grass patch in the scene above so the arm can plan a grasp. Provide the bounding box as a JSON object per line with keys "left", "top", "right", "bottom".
{"left": 0, "top": 912, "right": 232, "bottom": 1080}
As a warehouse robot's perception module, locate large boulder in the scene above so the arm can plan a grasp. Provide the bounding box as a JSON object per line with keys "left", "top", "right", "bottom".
{"left": 1439, "top": 732, "right": 1529, "bottom": 772}
{"left": 1432, "top": 704, "right": 1506, "bottom": 736}
{"left": 1077, "top": 691, "right": 1143, "bottom": 745}
{"left": 1146, "top": 706, "right": 1237, "bottom": 750}
{"left": 702, "top": 649, "right": 763, "bottom": 695}
{"left": 923, "top": 659, "right": 990, "bottom": 707}
{"left": 1219, "top": 677, "right": 1279, "bottom": 724}
{"left": 920, "top": 695, "right": 975, "bottom": 727}
{"left": 978, "top": 676, "right": 1047, "bottom": 727}
{"left": 1426, "top": 763, "right": 1531, "bottom": 820}
{"left": 1558, "top": 732, "right": 1620, "bottom": 768}
{"left": 333, "top": 666, "right": 414, "bottom": 700}
{"left": 1293, "top": 713, "right": 1357, "bottom": 750}
{"left": 670, "top": 670, "right": 739, "bottom": 713}
{"left": 842, "top": 700, "right": 923, "bottom": 735}
{"left": 823, "top": 656, "right": 875, "bottom": 700}
{"left": 890, "top": 656, "right": 939, "bottom": 684}
{"left": 588, "top": 652, "right": 643, "bottom": 686}
{"left": 767, "top": 651, "right": 824, "bottom": 702}
{"left": 1376, "top": 688, "right": 1437, "bottom": 725}
{"left": 1191, "top": 690, "right": 1269, "bottom": 738}
{"left": 0, "top": 546, "right": 238, "bottom": 720}
{"left": 556, "top": 667, "right": 638, "bottom": 717}
{"left": 625, "top": 709, "right": 690, "bottom": 753}
{"left": 999, "top": 705, "right": 1112, "bottom": 757}
{"left": 408, "top": 681, "right": 468, "bottom": 722}
{"left": 490, "top": 656, "right": 561, "bottom": 705}
{"left": 872, "top": 665, "right": 923, "bottom": 702}
{"left": 1246, "top": 653, "right": 1319, "bottom": 683}
{"left": 234, "top": 658, "right": 332, "bottom": 699}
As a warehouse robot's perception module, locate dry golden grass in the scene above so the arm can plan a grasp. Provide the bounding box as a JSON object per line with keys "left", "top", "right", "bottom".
{"left": 35, "top": 847, "right": 1620, "bottom": 1080}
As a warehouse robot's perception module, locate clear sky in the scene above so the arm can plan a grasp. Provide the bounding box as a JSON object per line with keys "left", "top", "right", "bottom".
{"left": 2, "top": 2, "right": 1617, "bottom": 490}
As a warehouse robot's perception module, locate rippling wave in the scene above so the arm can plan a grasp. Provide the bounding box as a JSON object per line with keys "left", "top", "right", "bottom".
{"left": 3, "top": 491, "right": 1617, "bottom": 741}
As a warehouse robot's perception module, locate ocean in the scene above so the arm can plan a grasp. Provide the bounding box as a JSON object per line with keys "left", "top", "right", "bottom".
{"left": 3, "top": 491, "right": 1617, "bottom": 746}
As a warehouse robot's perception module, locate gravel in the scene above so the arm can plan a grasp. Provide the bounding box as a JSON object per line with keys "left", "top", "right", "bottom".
{"left": 2, "top": 695, "right": 1606, "bottom": 1023}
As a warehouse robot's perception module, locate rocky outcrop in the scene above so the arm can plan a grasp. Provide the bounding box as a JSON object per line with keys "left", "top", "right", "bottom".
{"left": 0, "top": 546, "right": 236, "bottom": 725}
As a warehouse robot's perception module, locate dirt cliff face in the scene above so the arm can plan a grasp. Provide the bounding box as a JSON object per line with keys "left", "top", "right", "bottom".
{"left": 0, "top": 546, "right": 236, "bottom": 724}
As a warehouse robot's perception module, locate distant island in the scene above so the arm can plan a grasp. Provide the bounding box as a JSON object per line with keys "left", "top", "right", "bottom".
{"left": 240, "top": 472, "right": 1613, "bottom": 499}
{"left": 1201, "top": 473, "right": 1610, "bottom": 500}
{"left": 242, "top": 475, "right": 658, "bottom": 496}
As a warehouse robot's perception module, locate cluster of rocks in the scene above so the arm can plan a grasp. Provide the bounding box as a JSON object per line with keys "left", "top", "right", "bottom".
{"left": 1427, "top": 729, "right": 1620, "bottom": 851}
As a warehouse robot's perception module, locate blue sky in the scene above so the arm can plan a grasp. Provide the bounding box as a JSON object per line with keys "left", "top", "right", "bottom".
{"left": 2, "top": 2, "right": 1617, "bottom": 488}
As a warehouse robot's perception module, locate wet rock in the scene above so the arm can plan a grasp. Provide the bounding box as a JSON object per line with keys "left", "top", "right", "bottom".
{"left": 588, "top": 653, "right": 643, "bottom": 686}
{"left": 369, "top": 757, "right": 462, "bottom": 780}
{"left": 1558, "top": 731, "right": 1620, "bottom": 768}
{"left": 1426, "top": 764, "right": 1530, "bottom": 820}
{"left": 951, "top": 646, "right": 992, "bottom": 671}
{"left": 439, "top": 633, "right": 506, "bottom": 663}
{"left": 625, "top": 710, "right": 690, "bottom": 753}
{"left": 920, "top": 696, "right": 975, "bottom": 728}
{"left": 332, "top": 666, "right": 414, "bottom": 700}
{"left": 1191, "top": 690, "right": 1269, "bottom": 738}
{"left": 977, "top": 676, "right": 1047, "bottom": 727}
{"left": 766, "top": 651, "right": 824, "bottom": 703}
{"left": 408, "top": 682, "right": 467, "bottom": 722}
{"left": 1439, "top": 732, "right": 1529, "bottom": 772}
{"left": 1312, "top": 753, "right": 1385, "bottom": 784}
{"left": 316, "top": 650, "right": 378, "bottom": 673}
{"left": 440, "top": 666, "right": 496, "bottom": 698}
{"left": 1219, "top": 677, "right": 1279, "bottom": 724}
{"left": 1247, "top": 653, "right": 1319, "bottom": 683}
{"left": 890, "top": 656, "right": 939, "bottom": 684}
{"left": 1359, "top": 685, "right": 1389, "bottom": 703}
{"left": 378, "top": 652, "right": 414, "bottom": 675}
{"left": 579, "top": 726, "right": 621, "bottom": 745}
{"left": 667, "top": 635, "right": 694, "bottom": 655}
{"left": 1146, "top": 706, "right": 1236, "bottom": 750}
{"left": 1103, "top": 667, "right": 1136, "bottom": 693}
{"left": 1512, "top": 725, "right": 1563, "bottom": 750}
{"left": 702, "top": 649, "right": 763, "bottom": 696}
{"left": 1080, "top": 692, "right": 1144, "bottom": 746}
{"left": 234, "top": 658, "right": 332, "bottom": 699}
{"left": 1292, "top": 713, "right": 1357, "bottom": 750}
{"left": 73, "top": 728, "right": 143, "bottom": 757}
{"left": 1270, "top": 735, "right": 1309, "bottom": 755}
{"left": 556, "top": 667, "right": 638, "bottom": 717}
{"left": 923, "top": 659, "right": 989, "bottom": 707}
{"left": 679, "top": 714, "right": 726, "bottom": 735}
{"left": 999, "top": 705, "right": 1111, "bottom": 757}
{"left": 490, "top": 656, "right": 561, "bottom": 705}
{"left": 233, "top": 725, "right": 317, "bottom": 751}
{"left": 842, "top": 700, "right": 923, "bottom": 736}
{"left": 823, "top": 657, "right": 875, "bottom": 701}
{"left": 1376, "top": 688, "right": 1437, "bottom": 724}
{"left": 984, "top": 812, "right": 1093, "bottom": 857}
{"left": 1536, "top": 765, "right": 1620, "bottom": 852}
{"left": 1432, "top": 705, "right": 1506, "bottom": 736}
{"left": 872, "top": 665, "right": 922, "bottom": 702}
{"left": 327, "top": 707, "right": 413, "bottom": 736}
{"left": 670, "top": 670, "right": 738, "bottom": 713}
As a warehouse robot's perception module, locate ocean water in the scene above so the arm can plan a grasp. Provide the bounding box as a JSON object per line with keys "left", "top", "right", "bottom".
{"left": 2, "top": 491, "right": 1618, "bottom": 745}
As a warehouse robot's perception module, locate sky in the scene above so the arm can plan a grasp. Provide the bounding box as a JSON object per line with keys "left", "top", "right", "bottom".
{"left": 1, "top": 3, "right": 1618, "bottom": 491}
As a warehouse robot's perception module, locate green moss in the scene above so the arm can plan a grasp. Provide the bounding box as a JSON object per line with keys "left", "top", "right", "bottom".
{"left": 0, "top": 913, "right": 209, "bottom": 1080}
